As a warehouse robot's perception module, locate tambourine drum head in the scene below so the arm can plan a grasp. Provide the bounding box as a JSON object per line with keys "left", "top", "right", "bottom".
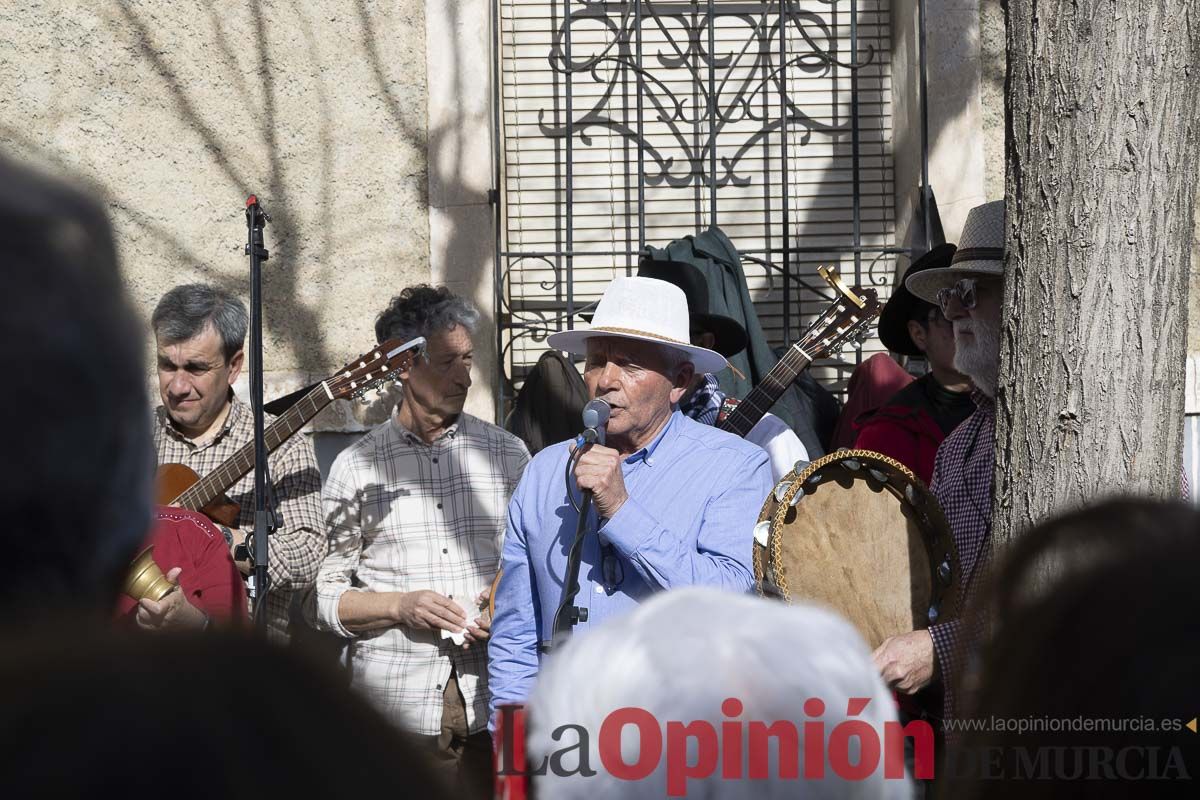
{"left": 756, "top": 452, "right": 957, "bottom": 651}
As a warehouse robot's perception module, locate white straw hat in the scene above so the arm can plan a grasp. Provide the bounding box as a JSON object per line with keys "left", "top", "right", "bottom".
{"left": 546, "top": 276, "right": 728, "bottom": 374}
{"left": 906, "top": 199, "right": 1006, "bottom": 303}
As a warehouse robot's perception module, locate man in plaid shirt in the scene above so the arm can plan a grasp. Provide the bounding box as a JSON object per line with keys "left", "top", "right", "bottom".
{"left": 311, "top": 286, "right": 529, "bottom": 799}
{"left": 871, "top": 201, "right": 1006, "bottom": 725}
{"left": 152, "top": 284, "right": 325, "bottom": 641}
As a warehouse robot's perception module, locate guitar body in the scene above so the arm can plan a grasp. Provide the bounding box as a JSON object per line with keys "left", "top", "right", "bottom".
{"left": 155, "top": 463, "right": 242, "bottom": 528}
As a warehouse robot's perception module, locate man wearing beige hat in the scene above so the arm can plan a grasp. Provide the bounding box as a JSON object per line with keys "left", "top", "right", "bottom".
{"left": 488, "top": 276, "right": 774, "bottom": 718}
{"left": 872, "top": 200, "right": 1005, "bottom": 725}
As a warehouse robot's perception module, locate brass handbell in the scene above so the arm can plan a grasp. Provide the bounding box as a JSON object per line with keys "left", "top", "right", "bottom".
{"left": 122, "top": 546, "right": 177, "bottom": 602}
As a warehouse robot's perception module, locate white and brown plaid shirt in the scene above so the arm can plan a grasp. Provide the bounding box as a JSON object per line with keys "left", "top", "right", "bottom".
{"left": 153, "top": 395, "right": 325, "bottom": 641}
{"left": 312, "top": 411, "right": 529, "bottom": 735}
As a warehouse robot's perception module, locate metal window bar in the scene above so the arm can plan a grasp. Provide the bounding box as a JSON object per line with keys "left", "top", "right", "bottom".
{"left": 492, "top": 0, "right": 929, "bottom": 420}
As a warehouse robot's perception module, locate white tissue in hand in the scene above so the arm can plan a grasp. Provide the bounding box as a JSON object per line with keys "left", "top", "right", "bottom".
{"left": 439, "top": 596, "right": 472, "bottom": 645}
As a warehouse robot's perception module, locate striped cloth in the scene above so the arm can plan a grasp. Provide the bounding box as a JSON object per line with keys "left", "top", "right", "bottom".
{"left": 312, "top": 412, "right": 529, "bottom": 735}
{"left": 153, "top": 396, "right": 325, "bottom": 641}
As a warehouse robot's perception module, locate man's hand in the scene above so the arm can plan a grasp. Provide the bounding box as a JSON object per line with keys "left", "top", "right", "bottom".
{"left": 136, "top": 568, "right": 208, "bottom": 631}
{"left": 462, "top": 588, "right": 491, "bottom": 650}
{"left": 872, "top": 629, "right": 935, "bottom": 694}
{"left": 229, "top": 528, "right": 251, "bottom": 576}
{"left": 392, "top": 590, "right": 468, "bottom": 633}
{"left": 571, "top": 442, "right": 628, "bottom": 518}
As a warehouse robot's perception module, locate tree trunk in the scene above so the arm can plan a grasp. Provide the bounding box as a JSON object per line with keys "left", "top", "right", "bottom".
{"left": 996, "top": 0, "right": 1200, "bottom": 548}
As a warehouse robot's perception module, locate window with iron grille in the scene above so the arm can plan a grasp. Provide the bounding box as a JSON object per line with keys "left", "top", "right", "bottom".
{"left": 493, "top": 0, "right": 923, "bottom": 417}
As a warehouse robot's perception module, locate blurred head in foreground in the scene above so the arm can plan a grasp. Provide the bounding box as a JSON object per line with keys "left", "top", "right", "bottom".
{"left": 0, "top": 629, "right": 449, "bottom": 797}
{"left": 0, "top": 158, "right": 151, "bottom": 622}
{"left": 954, "top": 498, "right": 1200, "bottom": 797}
{"left": 526, "top": 587, "right": 911, "bottom": 799}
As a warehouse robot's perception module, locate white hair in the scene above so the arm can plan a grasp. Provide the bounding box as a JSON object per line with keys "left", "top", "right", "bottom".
{"left": 526, "top": 588, "right": 911, "bottom": 800}
{"left": 953, "top": 313, "right": 1001, "bottom": 397}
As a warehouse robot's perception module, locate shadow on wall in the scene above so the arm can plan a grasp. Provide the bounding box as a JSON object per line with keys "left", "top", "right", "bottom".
{"left": 0, "top": 0, "right": 487, "bottom": 384}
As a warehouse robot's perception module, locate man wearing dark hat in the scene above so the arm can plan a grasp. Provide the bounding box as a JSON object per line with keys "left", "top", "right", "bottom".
{"left": 853, "top": 244, "right": 974, "bottom": 483}
{"left": 639, "top": 260, "right": 809, "bottom": 482}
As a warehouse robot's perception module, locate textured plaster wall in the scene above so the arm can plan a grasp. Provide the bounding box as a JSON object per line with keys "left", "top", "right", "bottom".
{"left": 980, "top": 0, "right": 1004, "bottom": 201}
{"left": 0, "top": 0, "right": 439, "bottom": 429}
{"left": 892, "top": 0, "right": 987, "bottom": 253}
{"left": 425, "top": 0, "right": 499, "bottom": 424}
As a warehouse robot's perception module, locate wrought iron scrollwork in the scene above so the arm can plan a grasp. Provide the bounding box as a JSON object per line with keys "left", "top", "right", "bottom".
{"left": 538, "top": 1, "right": 875, "bottom": 189}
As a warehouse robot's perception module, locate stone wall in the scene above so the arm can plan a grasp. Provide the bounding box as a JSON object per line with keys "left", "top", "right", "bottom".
{"left": 0, "top": 0, "right": 504, "bottom": 431}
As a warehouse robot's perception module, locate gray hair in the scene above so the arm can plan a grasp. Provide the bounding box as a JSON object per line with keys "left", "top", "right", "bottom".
{"left": 659, "top": 344, "right": 691, "bottom": 376}
{"left": 526, "top": 588, "right": 908, "bottom": 800}
{"left": 151, "top": 284, "right": 248, "bottom": 363}
{"left": 374, "top": 284, "right": 480, "bottom": 344}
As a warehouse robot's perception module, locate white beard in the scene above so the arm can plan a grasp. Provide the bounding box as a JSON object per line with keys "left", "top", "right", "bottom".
{"left": 953, "top": 314, "right": 1001, "bottom": 397}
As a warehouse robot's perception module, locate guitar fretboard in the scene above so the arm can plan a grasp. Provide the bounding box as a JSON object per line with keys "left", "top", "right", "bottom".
{"left": 173, "top": 384, "right": 330, "bottom": 510}
{"left": 719, "top": 345, "right": 813, "bottom": 437}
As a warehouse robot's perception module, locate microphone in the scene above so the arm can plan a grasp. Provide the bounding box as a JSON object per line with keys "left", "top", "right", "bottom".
{"left": 580, "top": 399, "right": 611, "bottom": 447}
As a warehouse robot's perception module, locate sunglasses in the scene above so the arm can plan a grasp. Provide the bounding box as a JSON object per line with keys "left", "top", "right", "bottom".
{"left": 935, "top": 277, "right": 995, "bottom": 316}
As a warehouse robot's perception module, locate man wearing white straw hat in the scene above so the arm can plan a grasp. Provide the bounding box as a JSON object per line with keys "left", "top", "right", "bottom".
{"left": 488, "top": 276, "right": 774, "bottom": 719}
{"left": 872, "top": 199, "right": 1005, "bottom": 727}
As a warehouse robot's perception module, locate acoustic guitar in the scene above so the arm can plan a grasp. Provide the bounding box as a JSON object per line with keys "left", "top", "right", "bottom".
{"left": 718, "top": 265, "right": 881, "bottom": 436}
{"left": 155, "top": 337, "right": 426, "bottom": 526}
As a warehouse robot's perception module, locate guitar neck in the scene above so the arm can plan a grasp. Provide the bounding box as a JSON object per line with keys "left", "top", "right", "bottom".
{"left": 718, "top": 346, "right": 813, "bottom": 438}
{"left": 172, "top": 384, "right": 331, "bottom": 511}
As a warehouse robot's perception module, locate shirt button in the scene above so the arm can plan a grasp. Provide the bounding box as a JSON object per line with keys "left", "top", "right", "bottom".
{"left": 437, "top": 503, "right": 443, "bottom": 509}
{"left": 436, "top": 684, "right": 442, "bottom": 690}
{"left": 442, "top": 548, "right": 448, "bottom": 554}
{"left": 433, "top": 457, "right": 439, "bottom": 464}
{"left": 594, "top": 585, "right": 604, "bottom": 594}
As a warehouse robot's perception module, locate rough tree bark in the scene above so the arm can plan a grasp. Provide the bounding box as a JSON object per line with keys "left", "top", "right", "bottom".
{"left": 995, "top": 0, "right": 1200, "bottom": 547}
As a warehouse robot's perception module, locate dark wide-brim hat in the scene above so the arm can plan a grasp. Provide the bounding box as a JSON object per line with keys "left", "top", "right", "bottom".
{"left": 635, "top": 259, "right": 748, "bottom": 358}
{"left": 878, "top": 243, "right": 957, "bottom": 357}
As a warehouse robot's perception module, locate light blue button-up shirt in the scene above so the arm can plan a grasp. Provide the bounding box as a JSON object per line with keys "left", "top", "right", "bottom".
{"left": 488, "top": 410, "right": 773, "bottom": 718}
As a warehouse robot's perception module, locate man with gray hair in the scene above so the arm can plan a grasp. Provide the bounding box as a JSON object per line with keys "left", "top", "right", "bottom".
{"left": 525, "top": 588, "right": 912, "bottom": 799}
{"left": 311, "top": 285, "right": 530, "bottom": 798}
{"left": 152, "top": 283, "right": 324, "bottom": 639}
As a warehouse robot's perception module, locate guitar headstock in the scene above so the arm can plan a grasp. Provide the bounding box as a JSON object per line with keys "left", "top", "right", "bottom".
{"left": 325, "top": 337, "right": 426, "bottom": 401}
{"left": 794, "top": 267, "right": 882, "bottom": 361}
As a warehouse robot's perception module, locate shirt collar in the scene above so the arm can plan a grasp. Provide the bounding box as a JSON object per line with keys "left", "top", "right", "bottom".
{"left": 392, "top": 410, "right": 464, "bottom": 445}
{"left": 156, "top": 392, "right": 242, "bottom": 449}
{"left": 624, "top": 409, "right": 681, "bottom": 466}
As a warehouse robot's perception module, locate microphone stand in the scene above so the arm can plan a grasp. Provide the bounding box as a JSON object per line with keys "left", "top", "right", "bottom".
{"left": 548, "top": 412, "right": 606, "bottom": 651}
{"left": 244, "top": 195, "right": 275, "bottom": 632}
{"left": 549, "top": 484, "right": 592, "bottom": 651}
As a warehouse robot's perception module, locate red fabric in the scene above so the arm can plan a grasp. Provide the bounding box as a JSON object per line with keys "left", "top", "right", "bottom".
{"left": 115, "top": 507, "right": 248, "bottom": 623}
{"left": 853, "top": 403, "right": 946, "bottom": 485}
{"left": 830, "top": 353, "right": 914, "bottom": 450}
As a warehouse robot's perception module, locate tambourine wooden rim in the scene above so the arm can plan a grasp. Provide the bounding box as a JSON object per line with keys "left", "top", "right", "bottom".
{"left": 753, "top": 448, "right": 958, "bottom": 625}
